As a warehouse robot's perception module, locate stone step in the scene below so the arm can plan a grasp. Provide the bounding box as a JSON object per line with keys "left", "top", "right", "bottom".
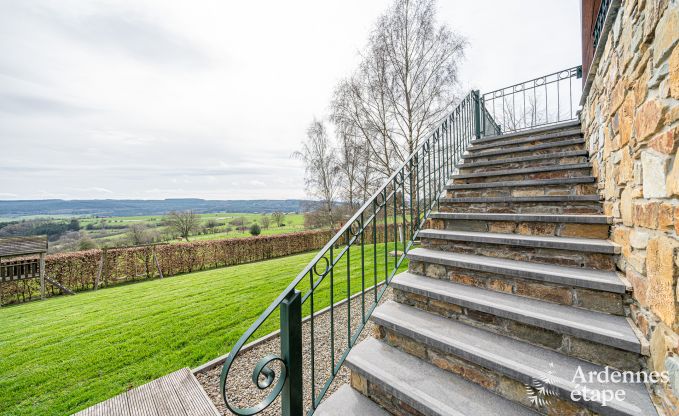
{"left": 418, "top": 229, "right": 618, "bottom": 270}
{"left": 458, "top": 150, "right": 589, "bottom": 170}
{"left": 407, "top": 248, "right": 626, "bottom": 315}
{"left": 452, "top": 163, "right": 592, "bottom": 181}
{"left": 445, "top": 177, "right": 596, "bottom": 199}
{"left": 391, "top": 272, "right": 643, "bottom": 355}
{"left": 346, "top": 338, "right": 540, "bottom": 416}
{"left": 372, "top": 301, "right": 658, "bottom": 416}
{"left": 462, "top": 138, "right": 586, "bottom": 161}
{"left": 315, "top": 385, "right": 389, "bottom": 416}
{"left": 406, "top": 247, "right": 627, "bottom": 293}
{"left": 446, "top": 177, "right": 595, "bottom": 190}
{"left": 429, "top": 212, "right": 612, "bottom": 224}
{"left": 474, "top": 121, "right": 581, "bottom": 145}
{"left": 468, "top": 128, "right": 582, "bottom": 151}
{"left": 439, "top": 195, "right": 603, "bottom": 215}
{"left": 419, "top": 229, "right": 619, "bottom": 254}
{"left": 429, "top": 212, "right": 611, "bottom": 239}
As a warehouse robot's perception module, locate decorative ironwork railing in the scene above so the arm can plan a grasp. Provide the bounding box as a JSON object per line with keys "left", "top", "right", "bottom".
{"left": 481, "top": 66, "right": 583, "bottom": 134}
{"left": 593, "top": 0, "right": 613, "bottom": 50}
{"left": 220, "top": 90, "right": 482, "bottom": 415}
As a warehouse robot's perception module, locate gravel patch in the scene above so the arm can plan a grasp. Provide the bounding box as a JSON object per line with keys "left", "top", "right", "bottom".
{"left": 196, "top": 287, "right": 394, "bottom": 415}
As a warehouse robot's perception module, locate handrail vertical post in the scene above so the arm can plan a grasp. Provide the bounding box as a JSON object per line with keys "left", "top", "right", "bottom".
{"left": 280, "top": 289, "right": 303, "bottom": 416}
{"left": 473, "top": 89, "right": 481, "bottom": 139}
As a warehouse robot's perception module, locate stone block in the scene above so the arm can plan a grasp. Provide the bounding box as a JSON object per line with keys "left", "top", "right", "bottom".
{"left": 619, "top": 94, "right": 635, "bottom": 147}
{"left": 635, "top": 100, "right": 666, "bottom": 142}
{"left": 631, "top": 228, "right": 651, "bottom": 249}
{"left": 628, "top": 250, "right": 648, "bottom": 274}
{"left": 425, "top": 263, "right": 446, "bottom": 279}
{"left": 647, "top": 236, "right": 679, "bottom": 326}
{"left": 627, "top": 267, "right": 650, "bottom": 307}
{"left": 574, "top": 288, "right": 625, "bottom": 315}
{"left": 642, "top": 150, "right": 671, "bottom": 197}
{"left": 652, "top": 3, "right": 679, "bottom": 65}
{"left": 488, "top": 221, "right": 516, "bottom": 233}
{"left": 559, "top": 223, "right": 610, "bottom": 239}
{"left": 635, "top": 201, "right": 660, "bottom": 228}
{"left": 568, "top": 337, "right": 642, "bottom": 371}
{"left": 505, "top": 320, "right": 563, "bottom": 349}
{"left": 650, "top": 323, "right": 679, "bottom": 373}
{"left": 667, "top": 149, "right": 679, "bottom": 197}
{"left": 515, "top": 280, "right": 573, "bottom": 305}
{"left": 350, "top": 371, "right": 368, "bottom": 395}
{"left": 658, "top": 203, "right": 675, "bottom": 230}
{"left": 620, "top": 186, "right": 638, "bottom": 226}
{"left": 670, "top": 43, "right": 679, "bottom": 98}
{"left": 648, "top": 126, "right": 679, "bottom": 154}
{"left": 517, "top": 222, "right": 557, "bottom": 236}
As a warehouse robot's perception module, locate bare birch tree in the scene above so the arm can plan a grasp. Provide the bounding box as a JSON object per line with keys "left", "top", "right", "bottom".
{"left": 293, "top": 119, "right": 340, "bottom": 228}
{"left": 378, "top": 0, "right": 466, "bottom": 156}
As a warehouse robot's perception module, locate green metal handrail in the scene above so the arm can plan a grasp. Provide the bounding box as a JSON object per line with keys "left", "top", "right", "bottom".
{"left": 220, "top": 90, "right": 482, "bottom": 415}
{"left": 481, "top": 66, "right": 583, "bottom": 134}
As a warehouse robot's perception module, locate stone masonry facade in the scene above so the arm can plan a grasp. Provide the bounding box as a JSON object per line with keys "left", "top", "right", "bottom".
{"left": 581, "top": 0, "right": 679, "bottom": 412}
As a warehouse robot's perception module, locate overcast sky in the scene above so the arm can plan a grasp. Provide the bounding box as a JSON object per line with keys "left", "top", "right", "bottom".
{"left": 0, "top": 0, "right": 581, "bottom": 201}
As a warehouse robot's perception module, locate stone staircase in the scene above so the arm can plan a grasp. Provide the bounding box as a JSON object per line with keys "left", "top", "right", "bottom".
{"left": 316, "top": 122, "right": 660, "bottom": 416}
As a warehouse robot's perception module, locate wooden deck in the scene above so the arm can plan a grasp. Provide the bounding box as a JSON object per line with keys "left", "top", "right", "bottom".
{"left": 72, "top": 368, "right": 221, "bottom": 416}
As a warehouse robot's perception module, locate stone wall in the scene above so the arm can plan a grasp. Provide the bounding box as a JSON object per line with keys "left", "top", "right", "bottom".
{"left": 580, "top": 0, "right": 679, "bottom": 413}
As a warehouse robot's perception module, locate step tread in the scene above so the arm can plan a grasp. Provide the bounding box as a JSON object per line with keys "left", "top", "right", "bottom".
{"left": 315, "top": 385, "right": 389, "bottom": 416}
{"left": 458, "top": 150, "right": 589, "bottom": 169}
{"left": 391, "top": 272, "right": 641, "bottom": 353}
{"left": 462, "top": 138, "right": 585, "bottom": 159}
{"left": 469, "top": 128, "right": 583, "bottom": 150}
{"left": 418, "top": 229, "right": 620, "bottom": 254}
{"left": 372, "top": 301, "right": 657, "bottom": 416}
{"left": 407, "top": 247, "right": 627, "bottom": 293}
{"left": 452, "top": 163, "right": 591, "bottom": 179}
{"left": 346, "top": 338, "right": 540, "bottom": 416}
{"left": 429, "top": 212, "right": 612, "bottom": 224}
{"left": 446, "top": 177, "right": 595, "bottom": 190}
{"left": 476, "top": 121, "right": 581, "bottom": 144}
{"left": 441, "top": 195, "right": 601, "bottom": 203}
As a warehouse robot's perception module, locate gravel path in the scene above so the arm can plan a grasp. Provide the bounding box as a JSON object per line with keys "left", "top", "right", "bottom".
{"left": 196, "top": 288, "right": 393, "bottom": 415}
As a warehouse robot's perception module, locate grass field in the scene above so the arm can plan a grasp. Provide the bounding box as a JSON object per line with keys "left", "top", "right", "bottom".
{"left": 45, "top": 212, "right": 309, "bottom": 252}
{"left": 0, "top": 242, "right": 406, "bottom": 416}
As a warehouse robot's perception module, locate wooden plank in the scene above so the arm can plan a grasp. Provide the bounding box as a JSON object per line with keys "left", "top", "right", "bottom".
{"left": 72, "top": 369, "right": 218, "bottom": 416}
{"left": 126, "top": 380, "right": 160, "bottom": 416}
{"left": 168, "top": 368, "right": 220, "bottom": 416}
{"left": 149, "top": 374, "right": 187, "bottom": 416}
{"left": 0, "top": 235, "right": 48, "bottom": 257}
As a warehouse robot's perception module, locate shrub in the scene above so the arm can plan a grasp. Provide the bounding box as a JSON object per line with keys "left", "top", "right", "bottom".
{"left": 249, "top": 223, "right": 261, "bottom": 236}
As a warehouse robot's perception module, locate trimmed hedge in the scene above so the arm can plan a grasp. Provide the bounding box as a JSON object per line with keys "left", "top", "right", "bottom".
{"left": 0, "top": 224, "right": 405, "bottom": 305}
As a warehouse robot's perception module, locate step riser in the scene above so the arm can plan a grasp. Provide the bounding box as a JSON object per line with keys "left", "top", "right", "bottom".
{"left": 439, "top": 202, "right": 603, "bottom": 215}
{"left": 446, "top": 183, "right": 597, "bottom": 198}
{"left": 464, "top": 142, "right": 585, "bottom": 163}
{"left": 429, "top": 218, "right": 610, "bottom": 240}
{"left": 420, "top": 238, "right": 616, "bottom": 271}
{"left": 468, "top": 132, "right": 583, "bottom": 152}
{"left": 452, "top": 168, "right": 593, "bottom": 184}
{"left": 459, "top": 154, "right": 589, "bottom": 173}
{"left": 408, "top": 260, "right": 625, "bottom": 315}
{"left": 375, "top": 326, "right": 607, "bottom": 416}
{"left": 350, "top": 372, "right": 426, "bottom": 416}
{"left": 391, "top": 290, "right": 641, "bottom": 372}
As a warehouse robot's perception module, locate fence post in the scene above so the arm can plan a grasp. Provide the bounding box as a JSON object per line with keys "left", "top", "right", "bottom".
{"left": 473, "top": 89, "right": 481, "bottom": 139}
{"left": 280, "top": 289, "right": 303, "bottom": 416}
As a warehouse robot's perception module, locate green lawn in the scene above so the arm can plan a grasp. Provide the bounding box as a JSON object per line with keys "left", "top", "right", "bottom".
{"left": 0, "top": 242, "right": 406, "bottom": 416}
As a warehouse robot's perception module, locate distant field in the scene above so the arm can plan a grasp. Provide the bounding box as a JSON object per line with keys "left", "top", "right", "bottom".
{"left": 0, "top": 212, "right": 309, "bottom": 252}
{"left": 0, "top": 243, "right": 405, "bottom": 416}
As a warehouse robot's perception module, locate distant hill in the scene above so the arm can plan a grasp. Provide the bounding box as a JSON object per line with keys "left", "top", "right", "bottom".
{"left": 0, "top": 199, "right": 319, "bottom": 218}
